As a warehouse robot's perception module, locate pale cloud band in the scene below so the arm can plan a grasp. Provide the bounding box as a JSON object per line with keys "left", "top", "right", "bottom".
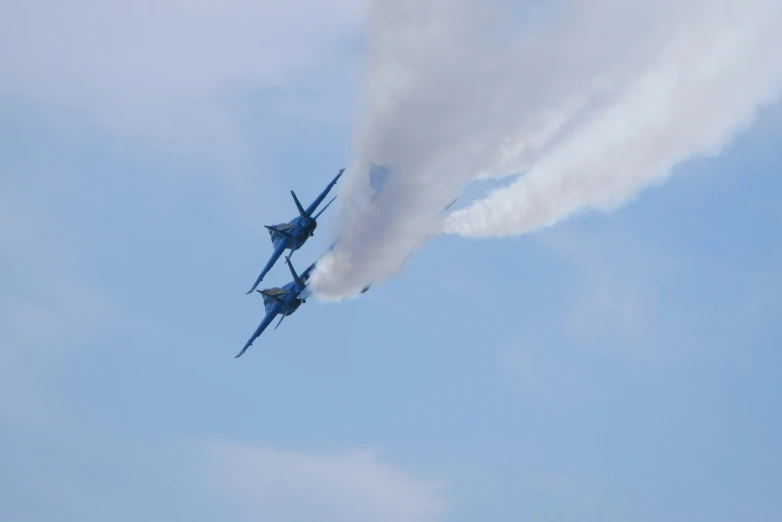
{"left": 206, "top": 442, "right": 449, "bottom": 522}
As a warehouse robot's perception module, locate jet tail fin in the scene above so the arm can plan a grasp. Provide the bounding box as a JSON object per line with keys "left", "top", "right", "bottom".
{"left": 285, "top": 256, "right": 302, "bottom": 284}
{"left": 291, "top": 191, "right": 306, "bottom": 216}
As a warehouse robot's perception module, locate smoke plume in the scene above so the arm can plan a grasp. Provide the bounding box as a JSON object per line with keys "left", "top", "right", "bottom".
{"left": 445, "top": 0, "right": 782, "bottom": 237}
{"left": 311, "top": 0, "right": 782, "bottom": 299}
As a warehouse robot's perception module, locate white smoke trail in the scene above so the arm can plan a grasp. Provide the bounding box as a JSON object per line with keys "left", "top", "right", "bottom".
{"left": 310, "top": 0, "right": 509, "bottom": 299}
{"left": 445, "top": 0, "right": 782, "bottom": 237}
{"left": 312, "top": 0, "right": 782, "bottom": 299}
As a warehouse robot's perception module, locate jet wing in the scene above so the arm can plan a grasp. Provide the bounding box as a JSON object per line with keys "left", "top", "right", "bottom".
{"left": 304, "top": 169, "right": 344, "bottom": 217}
{"left": 235, "top": 308, "right": 278, "bottom": 358}
{"left": 298, "top": 260, "right": 319, "bottom": 284}
{"left": 247, "top": 242, "right": 288, "bottom": 295}
{"left": 295, "top": 240, "right": 337, "bottom": 285}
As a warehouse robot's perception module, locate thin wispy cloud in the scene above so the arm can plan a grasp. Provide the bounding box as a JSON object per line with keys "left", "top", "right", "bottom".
{"left": 205, "top": 442, "right": 450, "bottom": 522}
{"left": 0, "top": 0, "right": 364, "bottom": 162}
{"left": 0, "top": 176, "right": 115, "bottom": 427}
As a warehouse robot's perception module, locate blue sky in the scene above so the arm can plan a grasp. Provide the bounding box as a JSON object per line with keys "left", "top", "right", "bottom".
{"left": 2, "top": 3, "right": 781, "bottom": 521}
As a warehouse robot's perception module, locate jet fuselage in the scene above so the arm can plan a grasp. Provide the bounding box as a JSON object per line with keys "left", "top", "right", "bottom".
{"left": 267, "top": 214, "right": 317, "bottom": 251}
{"left": 261, "top": 280, "right": 306, "bottom": 316}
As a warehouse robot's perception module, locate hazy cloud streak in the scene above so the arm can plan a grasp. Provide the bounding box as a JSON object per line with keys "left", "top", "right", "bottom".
{"left": 0, "top": 0, "right": 364, "bottom": 158}
{"left": 207, "top": 443, "right": 449, "bottom": 522}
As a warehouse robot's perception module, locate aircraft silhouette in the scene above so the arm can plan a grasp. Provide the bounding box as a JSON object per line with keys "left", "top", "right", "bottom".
{"left": 236, "top": 256, "right": 317, "bottom": 358}
{"left": 246, "top": 168, "right": 343, "bottom": 295}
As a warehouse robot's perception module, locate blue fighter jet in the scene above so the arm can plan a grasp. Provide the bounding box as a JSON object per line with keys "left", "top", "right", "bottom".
{"left": 236, "top": 256, "right": 317, "bottom": 358}
{"left": 246, "top": 168, "right": 344, "bottom": 295}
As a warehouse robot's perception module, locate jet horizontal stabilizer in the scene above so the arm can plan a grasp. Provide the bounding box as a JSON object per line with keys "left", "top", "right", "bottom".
{"left": 264, "top": 225, "right": 296, "bottom": 239}
{"left": 258, "top": 290, "right": 286, "bottom": 304}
